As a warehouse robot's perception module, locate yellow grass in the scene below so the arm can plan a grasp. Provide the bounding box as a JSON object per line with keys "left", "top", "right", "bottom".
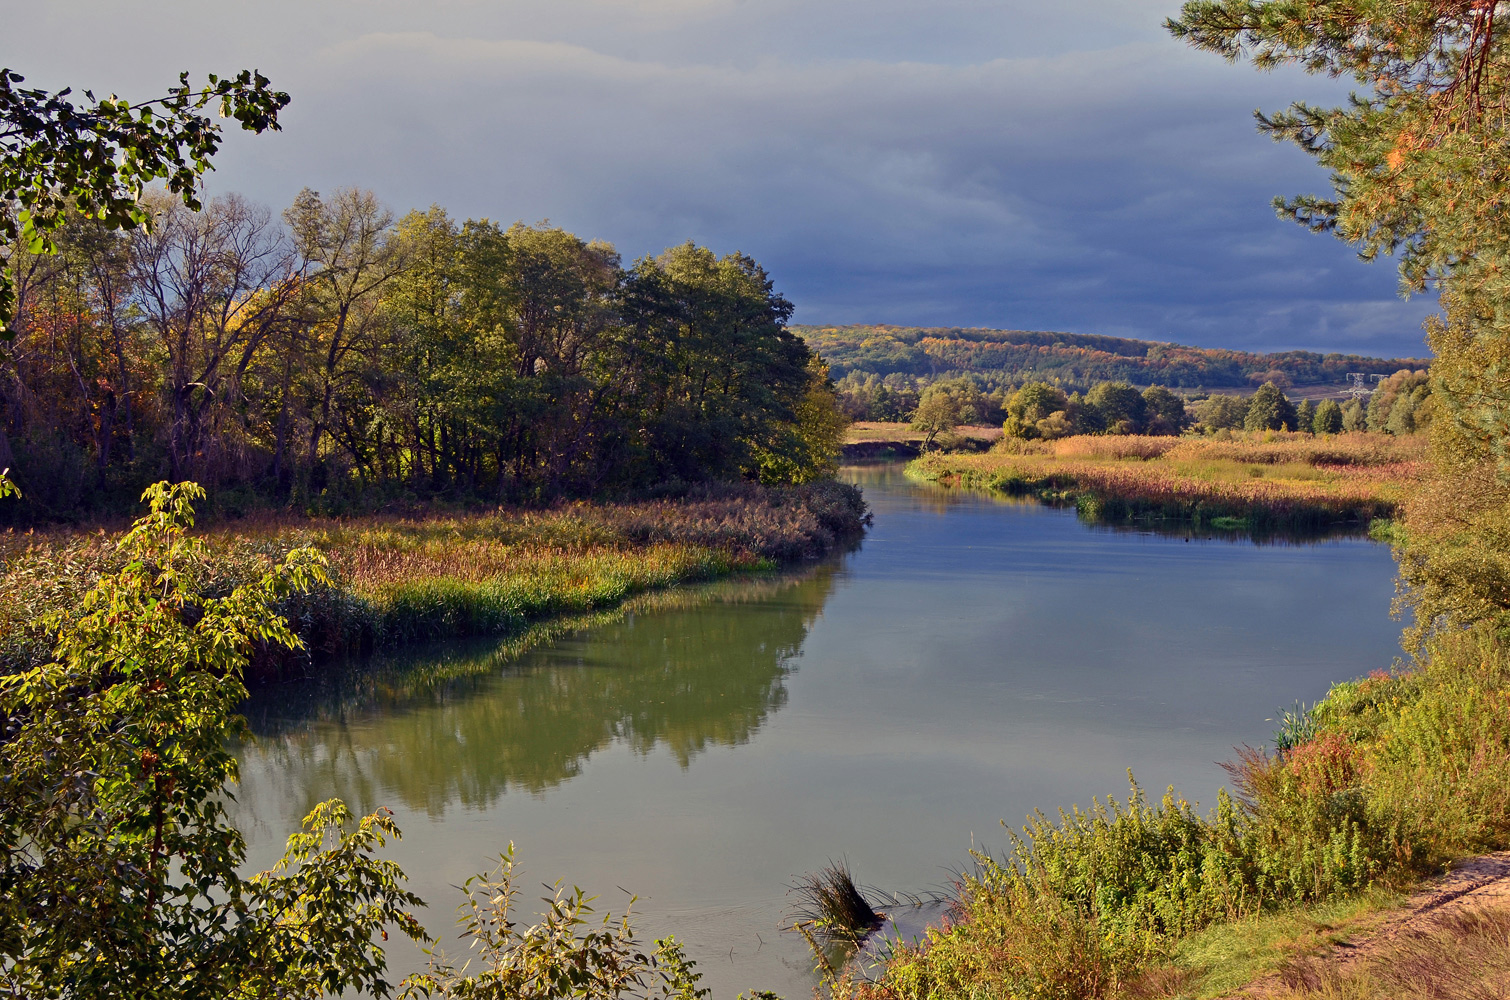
{"left": 1, "top": 482, "right": 868, "bottom": 679}
{"left": 844, "top": 421, "right": 1004, "bottom": 444}
{"left": 911, "top": 431, "right": 1426, "bottom": 528}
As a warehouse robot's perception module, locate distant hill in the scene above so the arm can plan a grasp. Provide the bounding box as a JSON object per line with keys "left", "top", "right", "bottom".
{"left": 793, "top": 325, "right": 1429, "bottom": 390}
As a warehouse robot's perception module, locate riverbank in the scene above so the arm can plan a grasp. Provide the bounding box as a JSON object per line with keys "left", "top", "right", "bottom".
{"left": 841, "top": 421, "right": 1003, "bottom": 460}
{"left": 0, "top": 480, "right": 869, "bottom": 684}
{"left": 834, "top": 617, "right": 1510, "bottom": 1000}
{"left": 908, "top": 431, "right": 1424, "bottom": 531}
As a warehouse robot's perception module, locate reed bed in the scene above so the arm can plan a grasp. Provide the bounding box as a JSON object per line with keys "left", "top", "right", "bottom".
{"left": 911, "top": 431, "right": 1424, "bottom": 529}
{"left": 0, "top": 480, "right": 868, "bottom": 681}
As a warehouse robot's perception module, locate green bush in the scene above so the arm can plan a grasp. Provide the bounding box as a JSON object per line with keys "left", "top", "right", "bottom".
{"left": 0, "top": 482, "right": 428, "bottom": 999}
{"left": 403, "top": 845, "right": 726, "bottom": 1000}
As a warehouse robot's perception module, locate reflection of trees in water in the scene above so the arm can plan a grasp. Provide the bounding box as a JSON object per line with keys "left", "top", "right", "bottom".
{"left": 842, "top": 462, "right": 1372, "bottom": 546}
{"left": 237, "top": 566, "right": 838, "bottom": 819}
{"left": 841, "top": 462, "right": 1005, "bottom": 517}
{"left": 1085, "top": 520, "right": 1371, "bottom": 546}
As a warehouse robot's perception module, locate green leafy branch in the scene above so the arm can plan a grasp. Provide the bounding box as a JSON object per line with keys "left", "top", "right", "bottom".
{"left": 0, "top": 67, "right": 290, "bottom": 336}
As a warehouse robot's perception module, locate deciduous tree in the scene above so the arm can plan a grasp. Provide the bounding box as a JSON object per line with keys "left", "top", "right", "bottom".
{"left": 1314, "top": 398, "right": 1344, "bottom": 435}
{"left": 0, "top": 68, "right": 288, "bottom": 336}
{"left": 1243, "top": 381, "right": 1299, "bottom": 431}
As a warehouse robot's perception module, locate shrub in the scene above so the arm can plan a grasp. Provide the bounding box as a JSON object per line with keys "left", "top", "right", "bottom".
{"left": 403, "top": 846, "right": 719, "bottom": 1000}
{"left": 0, "top": 482, "right": 427, "bottom": 999}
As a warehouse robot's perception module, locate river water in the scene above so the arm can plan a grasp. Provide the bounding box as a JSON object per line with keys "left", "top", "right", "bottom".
{"left": 233, "top": 464, "right": 1404, "bottom": 998}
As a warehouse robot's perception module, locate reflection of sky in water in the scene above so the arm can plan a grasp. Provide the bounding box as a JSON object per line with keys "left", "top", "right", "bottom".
{"left": 233, "top": 465, "right": 1403, "bottom": 999}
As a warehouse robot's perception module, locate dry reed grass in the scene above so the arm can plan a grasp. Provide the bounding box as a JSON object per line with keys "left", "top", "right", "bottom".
{"left": 1, "top": 481, "right": 868, "bottom": 680}
{"left": 911, "top": 432, "right": 1424, "bottom": 528}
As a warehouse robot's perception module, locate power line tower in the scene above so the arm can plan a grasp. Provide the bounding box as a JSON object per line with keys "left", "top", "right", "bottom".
{"left": 1345, "top": 373, "right": 1384, "bottom": 399}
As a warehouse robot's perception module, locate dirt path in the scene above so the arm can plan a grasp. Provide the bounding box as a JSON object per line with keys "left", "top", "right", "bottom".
{"left": 1228, "top": 853, "right": 1510, "bottom": 997}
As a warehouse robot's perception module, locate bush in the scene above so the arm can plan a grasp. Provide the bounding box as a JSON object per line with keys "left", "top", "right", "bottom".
{"left": 0, "top": 482, "right": 427, "bottom": 999}
{"left": 403, "top": 846, "right": 721, "bottom": 1000}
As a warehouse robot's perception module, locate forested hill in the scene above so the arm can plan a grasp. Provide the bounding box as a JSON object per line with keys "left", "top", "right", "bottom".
{"left": 794, "top": 325, "right": 1429, "bottom": 389}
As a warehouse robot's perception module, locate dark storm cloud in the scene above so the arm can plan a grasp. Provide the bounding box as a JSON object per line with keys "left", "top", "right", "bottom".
{"left": 8, "top": 0, "right": 1437, "bottom": 357}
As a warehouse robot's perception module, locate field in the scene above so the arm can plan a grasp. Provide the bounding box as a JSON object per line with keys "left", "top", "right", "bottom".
{"left": 844, "top": 421, "right": 1005, "bottom": 444}
{"left": 0, "top": 480, "right": 868, "bottom": 683}
{"left": 909, "top": 431, "right": 1426, "bottom": 530}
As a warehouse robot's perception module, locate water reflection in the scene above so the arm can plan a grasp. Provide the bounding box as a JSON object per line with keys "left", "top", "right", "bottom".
{"left": 843, "top": 460, "right": 1375, "bottom": 545}
{"left": 232, "top": 465, "right": 1406, "bottom": 1000}
{"left": 240, "top": 566, "right": 838, "bottom": 818}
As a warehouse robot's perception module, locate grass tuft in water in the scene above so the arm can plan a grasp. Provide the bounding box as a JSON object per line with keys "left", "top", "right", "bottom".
{"left": 791, "top": 862, "right": 885, "bottom": 943}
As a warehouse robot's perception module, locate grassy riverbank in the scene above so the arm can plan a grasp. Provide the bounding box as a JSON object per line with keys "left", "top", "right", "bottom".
{"left": 835, "top": 621, "right": 1510, "bottom": 999}
{"left": 0, "top": 480, "right": 868, "bottom": 684}
{"left": 908, "top": 432, "right": 1424, "bottom": 531}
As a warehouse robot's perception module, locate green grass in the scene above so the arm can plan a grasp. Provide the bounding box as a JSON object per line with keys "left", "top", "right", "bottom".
{"left": 836, "top": 621, "right": 1510, "bottom": 1000}
{"left": 1145, "top": 890, "right": 1402, "bottom": 998}
{"left": 1, "top": 480, "right": 869, "bottom": 683}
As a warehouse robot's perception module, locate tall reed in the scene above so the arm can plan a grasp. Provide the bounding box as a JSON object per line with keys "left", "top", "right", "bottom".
{"left": 911, "top": 431, "right": 1422, "bottom": 530}
{"left": 1, "top": 480, "right": 868, "bottom": 682}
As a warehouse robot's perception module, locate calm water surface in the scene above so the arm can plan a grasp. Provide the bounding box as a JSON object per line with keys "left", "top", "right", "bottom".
{"left": 234, "top": 465, "right": 1404, "bottom": 997}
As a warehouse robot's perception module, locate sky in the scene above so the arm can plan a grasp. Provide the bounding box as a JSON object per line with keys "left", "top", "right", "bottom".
{"left": 9, "top": 0, "right": 1440, "bottom": 358}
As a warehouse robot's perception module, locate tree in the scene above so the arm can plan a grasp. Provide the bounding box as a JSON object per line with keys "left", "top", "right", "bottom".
{"left": 1194, "top": 393, "right": 1250, "bottom": 432}
{"left": 1141, "top": 385, "right": 1189, "bottom": 435}
{"left": 1366, "top": 369, "right": 1431, "bottom": 432}
{"left": 1386, "top": 384, "right": 1433, "bottom": 436}
{"left": 620, "top": 243, "right": 811, "bottom": 484}
{"left": 1002, "top": 382, "right": 1069, "bottom": 439}
{"left": 0, "top": 482, "right": 425, "bottom": 998}
{"left": 1313, "top": 398, "right": 1344, "bottom": 435}
{"left": 1244, "top": 381, "right": 1298, "bottom": 431}
{"left": 1168, "top": 1, "right": 1510, "bottom": 638}
{"left": 1341, "top": 397, "right": 1368, "bottom": 432}
{"left": 127, "top": 192, "right": 297, "bottom": 484}
{"left": 1294, "top": 398, "right": 1317, "bottom": 435}
{"left": 1085, "top": 381, "right": 1146, "bottom": 434}
{"left": 1, "top": 197, "right": 835, "bottom": 519}
{"left": 754, "top": 356, "right": 848, "bottom": 484}
{"left": 282, "top": 187, "right": 404, "bottom": 493}
{"left": 1, "top": 69, "right": 289, "bottom": 336}
{"left": 911, "top": 386, "right": 962, "bottom": 449}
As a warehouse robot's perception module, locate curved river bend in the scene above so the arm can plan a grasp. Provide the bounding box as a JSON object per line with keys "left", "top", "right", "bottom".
{"left": 233, "top": 464, "right": 1404, "bottom": 998}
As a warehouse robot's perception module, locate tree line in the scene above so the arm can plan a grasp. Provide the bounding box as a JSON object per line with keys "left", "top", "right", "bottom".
{"left": 842, "top": 369, "right": 1432, "bottom": 445}
{"left": 801, "top": 324, "right": 1429, "bottom": 389}
{"left": 1, "top": 188, "right": 844, "bottom": 521}
{"left": 1190, "top": 370, "right": 1433, "bottom": 437}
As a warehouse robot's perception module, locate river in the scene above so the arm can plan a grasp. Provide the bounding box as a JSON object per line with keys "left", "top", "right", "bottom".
{"left": 233, "top": 463, "right": 1405, "bottom": 998}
